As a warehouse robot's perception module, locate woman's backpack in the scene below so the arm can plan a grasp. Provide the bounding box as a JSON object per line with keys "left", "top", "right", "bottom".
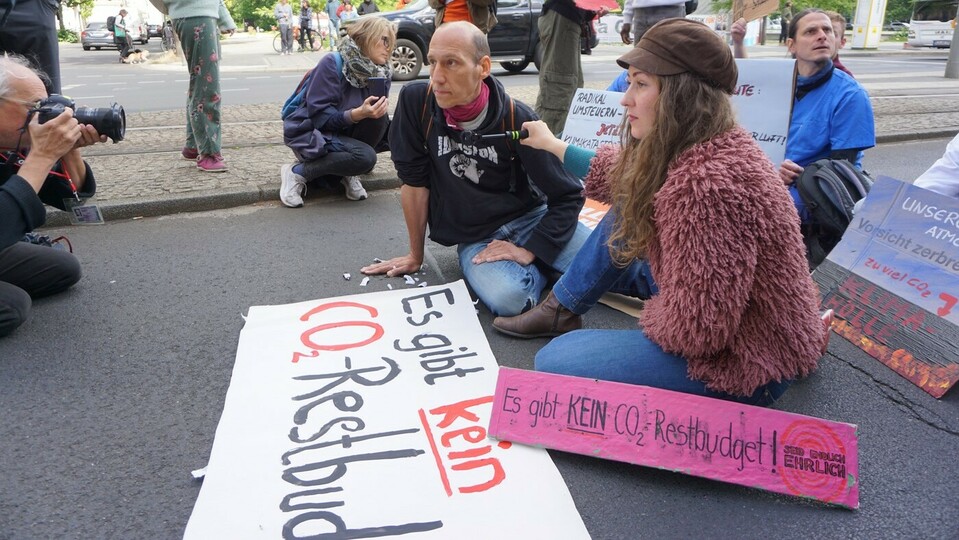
{"left": 280, "top": 52, "right": 342, "bottom": 121}
{"left": 796, "top": 158, "right": 874, "bottom": 267}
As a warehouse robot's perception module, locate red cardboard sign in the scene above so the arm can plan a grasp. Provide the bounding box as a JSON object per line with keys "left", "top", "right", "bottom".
{"left": 488, "top": 368, "right": 860, "bottom": 509}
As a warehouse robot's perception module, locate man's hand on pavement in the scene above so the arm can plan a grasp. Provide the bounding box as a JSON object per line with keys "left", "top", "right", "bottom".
{"left": 472, "top": 239, "right": 534, "bottom": 266}
{"left": 361, "top": 255, "right": 422, "bottom": 277}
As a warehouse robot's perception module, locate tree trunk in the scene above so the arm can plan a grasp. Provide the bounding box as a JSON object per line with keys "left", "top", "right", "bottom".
{"left": 57, "top": 4, "right": 65, "bottom": 32}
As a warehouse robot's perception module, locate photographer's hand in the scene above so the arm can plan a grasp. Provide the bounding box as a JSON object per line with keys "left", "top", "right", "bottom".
{"left": 74, "top": 125, "right": 107, "bottom": 149}
{"left": 19, "top": 109, "right": 82, "bottom": 193}
{"left": 62, "top": 124, "right": 106, "bottom": 192}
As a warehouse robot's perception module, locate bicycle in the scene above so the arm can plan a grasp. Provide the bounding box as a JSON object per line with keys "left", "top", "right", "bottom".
{"left": 273, "top": 27, "right": 306, "bottom": 53}
{"left": 160, "top": 24, "right": 176, "bottom": 52}
{"left": 274, "top": 25, "right": 325, "bottom": 53}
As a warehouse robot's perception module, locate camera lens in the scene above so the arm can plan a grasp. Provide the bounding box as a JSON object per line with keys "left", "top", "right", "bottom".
{"left": 73, "top": 103, "right": 126, "bottom": 143}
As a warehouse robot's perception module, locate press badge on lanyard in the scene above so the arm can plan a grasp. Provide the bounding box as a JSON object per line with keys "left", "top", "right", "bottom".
{"left": 64, "top": 197, "right": 104, "bottom": 225}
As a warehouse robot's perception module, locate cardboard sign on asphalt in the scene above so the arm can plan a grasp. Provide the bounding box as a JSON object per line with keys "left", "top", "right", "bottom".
{"left": 814, "top": 176, "right": 959, "bottom": 398}
{"left": 489, "top": 368, "right": 861, "bottom": 508}
{"left": 185, "top": 281, "right": 589, "bottom": 538}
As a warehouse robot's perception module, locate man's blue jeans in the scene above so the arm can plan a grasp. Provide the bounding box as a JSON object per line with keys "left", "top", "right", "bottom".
{"left": 457, "top": 204, "right": 590, "bottom": 317}
{"left": 534, "top": 212, "right": 791, "bottom": 406}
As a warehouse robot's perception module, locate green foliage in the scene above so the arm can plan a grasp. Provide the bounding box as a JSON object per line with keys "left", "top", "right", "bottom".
{"left": 226, "top": 0, "right": 397, "bottom": 30}
{"left": 884, "top": 0, "right": 913, "bottom": 25}
{"left": 889, "top": 28, "right": 910, "bottom": 41}
{"left": 63, "top": 0, "right": 95, "bottom": 19}
{"left": 226, "top": 0, "right": 280, "bottom": 30}
{"left": 58, "top": 29, "right": 79, "bottom": 43}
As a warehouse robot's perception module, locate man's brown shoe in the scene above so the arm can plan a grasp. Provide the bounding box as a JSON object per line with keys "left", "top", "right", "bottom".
{"left": 492, "top": 291, "right": 583, "bottom": 339}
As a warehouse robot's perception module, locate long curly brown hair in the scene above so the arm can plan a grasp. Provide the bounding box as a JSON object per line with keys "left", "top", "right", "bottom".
{"left": 606, "top": 71, "right": 737, "bottom": 266}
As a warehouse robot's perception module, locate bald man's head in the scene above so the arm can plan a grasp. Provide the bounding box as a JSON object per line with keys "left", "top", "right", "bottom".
{"left": 433, "top": 21, "right": 490, "bottom": 63}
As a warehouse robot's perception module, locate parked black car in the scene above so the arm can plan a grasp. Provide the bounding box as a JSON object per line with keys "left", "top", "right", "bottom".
{"left": 369, "top": 0, "right": 543, "bottom": 81}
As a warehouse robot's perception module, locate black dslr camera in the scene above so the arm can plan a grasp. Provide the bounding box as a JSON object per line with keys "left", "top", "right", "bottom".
{"left": 34, "top": 95, "right": 126, "bottom": 143}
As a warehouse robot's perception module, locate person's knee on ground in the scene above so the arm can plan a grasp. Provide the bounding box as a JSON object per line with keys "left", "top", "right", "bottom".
{"left": 350, "top": 139, "right": 378, "bottom": 174}
{"left": 469, "top": 272, "right": 539, "bottom": 317}
{"left": 0, "top": 283, "right": 31, "bottom": 338}
{"left": 32, "top": 251, "right": 82, "bottom": 298}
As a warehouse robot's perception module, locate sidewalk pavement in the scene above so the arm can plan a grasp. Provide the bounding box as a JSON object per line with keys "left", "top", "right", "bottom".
{"left": 50, "top": 36, "right": 959, "bottom": 226}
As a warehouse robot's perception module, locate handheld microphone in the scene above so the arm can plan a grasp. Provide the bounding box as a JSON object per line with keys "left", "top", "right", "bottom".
{"left": 461, "top": 129, "right": 529, "bottom": 145}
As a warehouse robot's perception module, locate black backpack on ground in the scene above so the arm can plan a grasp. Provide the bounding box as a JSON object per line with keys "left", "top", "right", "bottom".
{"left": 796, "top": 158, "right": 874, "bottom": 268}
{"left": 106, "top": 16, "right": 116, "bottom": 32}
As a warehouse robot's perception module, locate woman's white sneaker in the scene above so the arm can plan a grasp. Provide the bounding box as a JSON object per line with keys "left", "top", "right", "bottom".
{"left": 280, "top": 164, "right": 307, "bottom": 208}
{"left": 341, "top": 176, "right": 367, "bottom": 201}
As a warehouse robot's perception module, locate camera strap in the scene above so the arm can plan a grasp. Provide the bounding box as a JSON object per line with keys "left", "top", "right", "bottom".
{"left": 0, "top": 148, "right": 79, "bottom": 200}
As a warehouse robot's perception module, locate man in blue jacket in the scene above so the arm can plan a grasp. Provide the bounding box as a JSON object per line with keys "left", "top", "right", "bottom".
{"left": 362, "top": 22, "right": 589, "bottom": 317}
{"left": 731, "top": 10, "right": 874, "bottom": 222}
{"left": 0, "top": 57, "right": 106, "bottom": 337}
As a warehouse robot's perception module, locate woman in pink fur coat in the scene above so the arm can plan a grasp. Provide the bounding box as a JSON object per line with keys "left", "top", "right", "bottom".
{"left": 492, "top": 19, "right": 831, "bottom": 405}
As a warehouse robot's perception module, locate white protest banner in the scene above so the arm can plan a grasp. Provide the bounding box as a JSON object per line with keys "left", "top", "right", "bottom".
{"left": 595, "top": 14, "right": 626, "bottom": 43}
{"left": 561, "top": 89, "right": 625, "bottom": 150}
{"left": 562, "top": 61, "right": 791, "bottom": 164}
{"left": 185, "top": 281, "right": 590, "bottom": 538}
{"left": 731, "top": 58, "right": 795, "bottom": 165}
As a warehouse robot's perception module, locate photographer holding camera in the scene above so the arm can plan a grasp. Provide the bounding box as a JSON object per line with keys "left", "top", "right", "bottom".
{"left": 0, "top": 56, "right": 108, "bottom": 338}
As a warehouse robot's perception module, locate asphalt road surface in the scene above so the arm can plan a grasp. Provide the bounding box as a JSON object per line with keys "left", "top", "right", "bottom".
{"left": 1, "top": 140, "right": 957, "bottom": 538}
{"left": 56, "top": 41, "right": 958, "bottom": 113}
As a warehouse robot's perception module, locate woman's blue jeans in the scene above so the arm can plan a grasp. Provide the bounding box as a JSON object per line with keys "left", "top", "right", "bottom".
{"left": 457, "top": 204, "right": 591, "bottom": 317}
{"left": 535, "top": 212, "right": 791, "bottom": 407}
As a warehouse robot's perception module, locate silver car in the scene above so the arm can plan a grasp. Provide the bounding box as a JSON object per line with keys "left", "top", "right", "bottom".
{"left": 81, "top": 22, "right": 117, "bottom": 50}
{"left": 81, "top": 20, "right": 147, "bottom": 50}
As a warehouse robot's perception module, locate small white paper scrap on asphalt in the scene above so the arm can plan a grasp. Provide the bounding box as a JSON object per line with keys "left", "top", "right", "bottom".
{"left": 191, "top": 466, "right": 207, "bottom": 480}
{"left": 404, "top": 275, "right": 416, "bottom": 285}
{"left": 360, "top": 276, "right": 370, "bottom": 287}
{"left": 343, "top": 273, "right": 351, "bottom": 281}
{"left": 387, "top": 283, "right": 393, "bottom": 290}
{"left": 418, "top": 282, "right": 428, "bottom": 287}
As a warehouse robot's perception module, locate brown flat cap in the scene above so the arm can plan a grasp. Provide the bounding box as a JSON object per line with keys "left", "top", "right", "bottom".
{"left": 617, "top": 18, "right": 738, "bottom": 94}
